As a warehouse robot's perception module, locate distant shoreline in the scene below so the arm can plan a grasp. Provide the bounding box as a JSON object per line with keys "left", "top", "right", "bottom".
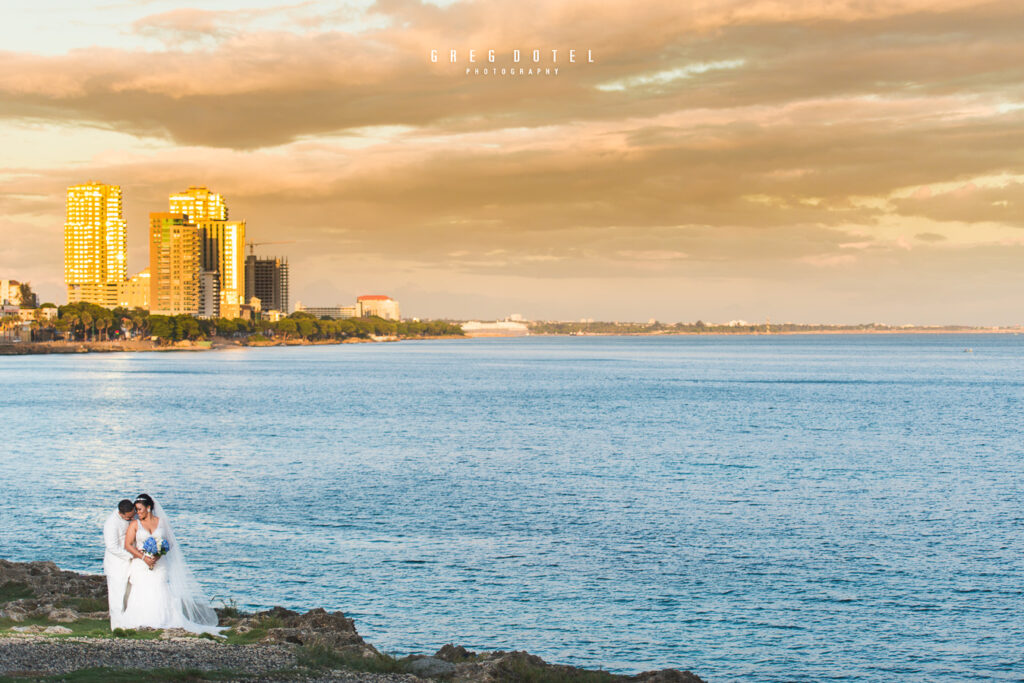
{"left": 528, "top": 328, "right": 1023, "bottom": 336}
{"left": 468, "top": 327, "right": 1024, "bottom": 339}
{"left": 2, "top": 327, "right": 1020, "bottom": 354}
{"left": 0, "top": 335, "right": 465, "bottom": 356}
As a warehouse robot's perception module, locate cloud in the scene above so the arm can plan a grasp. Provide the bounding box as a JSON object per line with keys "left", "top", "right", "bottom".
{"left": 132, "top": 9, "right": 235, "bottom": 42}
{"left": 0, "top": 0, "right": 1022, "bottom": 149}
{"left": 4, "top": 0, "right": 1024, "bottom": 321}
{"left": 893, "top": 180, "right": 1024, "bottom": 226}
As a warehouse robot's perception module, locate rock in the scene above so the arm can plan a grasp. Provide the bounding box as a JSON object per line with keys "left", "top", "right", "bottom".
{"left": 0, "top": 559, "right": 106, "bottom": 603}
{"left": 42, "top": 626, "right": 73, "bottom": 634}
{"left": 242, "top": 606, "right": 379, "bottom": 655}
{"left": 435, "top": 644, "right": 477, "bottom": 662}
{"left": 11, "top": 625, "right": 44, "bottom": 633}
{"left": 0, "top": 607, "right": 27, "bottom": 622}
{"left": 46, "top": 608, "right": 80, "bottom": 622}
{"left": 264, "top": 627, "right": 306, "bottom": 644}
{"left": 406, "top": 656, "right": 457, "bottom": 677}
{"left": 159, "top": 628, "right": 193, "bottom": 640}
{"left": 451, "top": 650, "right": 549, "bottom": 682}
{"left": 448, "top": 650, "right": 708, "bottom": 683}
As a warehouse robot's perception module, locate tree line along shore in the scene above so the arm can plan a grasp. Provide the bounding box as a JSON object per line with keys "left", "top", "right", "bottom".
{"left": 0, "top": 559, "right": 705, "bottom": 682}
{"left": 2, "top": 301, "right": 465, "bottom": 347}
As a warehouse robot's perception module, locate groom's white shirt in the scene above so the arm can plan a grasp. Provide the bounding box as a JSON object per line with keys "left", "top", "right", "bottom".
{"left": 103, "top": 510, "right": 133, "bottom": 628}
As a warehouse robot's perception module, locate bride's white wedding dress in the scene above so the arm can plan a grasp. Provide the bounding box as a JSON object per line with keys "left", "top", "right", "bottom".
{"left": 120, "top": 503, "right": 223, "bottom": 635}
{"left": 121, "top": 518, "right": 181, "bottom": 629}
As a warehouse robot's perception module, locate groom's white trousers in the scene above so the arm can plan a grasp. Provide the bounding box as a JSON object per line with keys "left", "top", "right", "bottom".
{"left": 103, "top": 510, "right": 134, "bottom": 629}
{"left": 104, "top": 561, "right": 131, "bottom": 628}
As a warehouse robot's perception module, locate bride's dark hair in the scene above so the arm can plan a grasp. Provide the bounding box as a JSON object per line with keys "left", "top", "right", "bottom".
{"left": 135, "top": 493, "right": 155, "bottom": 510}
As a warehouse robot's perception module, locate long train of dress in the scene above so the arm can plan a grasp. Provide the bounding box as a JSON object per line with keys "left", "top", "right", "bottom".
{"left": 120, "top": 519, "right": 223, "bottom": 635}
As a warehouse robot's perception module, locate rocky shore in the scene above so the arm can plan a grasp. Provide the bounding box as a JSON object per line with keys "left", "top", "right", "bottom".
{"left": 0, "top": 560, "right": 705, "bottom": 682}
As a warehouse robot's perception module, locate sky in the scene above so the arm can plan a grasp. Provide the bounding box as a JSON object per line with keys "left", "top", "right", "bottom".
{"left": 1, "top": 0, "right": 1023, "bottom": 324}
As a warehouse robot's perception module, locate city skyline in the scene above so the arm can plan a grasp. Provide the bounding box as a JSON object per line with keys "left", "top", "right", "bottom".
{"left": 2, "top": 1, "right": 1024, "bottom": 324}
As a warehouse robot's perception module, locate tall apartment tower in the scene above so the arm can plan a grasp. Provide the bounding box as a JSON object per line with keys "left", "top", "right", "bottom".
{"left": 245, "top": 255, "right": 289, "bottom": 313}
{"left": 196, "top": 220, "right": 246, "bottom": 319}
{"left": 169, "top": 186, "right": 227, "bottom": 222}
{"left": 64, "top": 182, "right": 127, "bottom": 307}
{"left": 149, "top": 213, "right": 200, "bottom": 315}
{"left": 169, "top": 187, "right": 243, "bottom": 319}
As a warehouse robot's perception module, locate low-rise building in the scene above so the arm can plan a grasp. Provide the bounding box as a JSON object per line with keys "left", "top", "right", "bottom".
{"left": 294, "top": 302, "right": 358, "bottom": 319}
{"left": 461, "top": 320, "right": 530, "bottom": 337}
{"left": 118, "top": 269, "right": 151, "bottom": 310}
{"left": 262, "top": 309, "right": 286, "bottom": 323}
{"left": 357, "top": 295, "right": 400, "bottom": 320}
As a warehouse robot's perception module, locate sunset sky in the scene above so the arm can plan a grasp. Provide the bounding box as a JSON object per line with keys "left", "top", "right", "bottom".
{"left": 2, "top": 0, "right": 1023, "bottom": 323}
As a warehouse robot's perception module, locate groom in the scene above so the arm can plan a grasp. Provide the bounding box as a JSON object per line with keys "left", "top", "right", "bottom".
{"left": 103, "top": 499, "right": 136, "bottom": 629}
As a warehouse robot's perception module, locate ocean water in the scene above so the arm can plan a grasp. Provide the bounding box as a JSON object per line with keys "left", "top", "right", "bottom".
{"left": 1, "top": 334, "right": 1022, "bottom": 681}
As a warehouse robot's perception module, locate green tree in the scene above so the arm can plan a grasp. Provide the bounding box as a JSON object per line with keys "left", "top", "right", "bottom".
{"left": 175, "top": 315, "right": 201, "bottom": 340}
{"left": 296, "top": 319, "right": 316, "bottom": 338}
{"left": 149, "top": 315, "right": 173, "bottom": 341}
{"left": 17, "top": 283, "right": 38, "bottom": 309}
{"left": 277, "top": 319, "right": 297, "bottom": 338}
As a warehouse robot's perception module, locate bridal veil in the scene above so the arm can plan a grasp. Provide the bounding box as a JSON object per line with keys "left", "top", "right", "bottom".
{"left": 150, "top": 497, "right": 220, "bottom": 629}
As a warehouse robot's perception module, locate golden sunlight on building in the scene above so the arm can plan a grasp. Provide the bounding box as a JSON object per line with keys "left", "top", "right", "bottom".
{"left": 169, "top": 186, "right": 227, "bottom": 222}
{"left": 196, "top": 220, "right": 246, "bottom": 319}
{"left": 64, "top": 182, "right": 127, "bottom": 307}
{"left": 117, "top": 269, "right": 150, "bottom": 310}
{"left": 149, "top": 213, "right": 200, "bottom": 315}
{"left": 357, "top": 295, "right": 400, "bottom": 320}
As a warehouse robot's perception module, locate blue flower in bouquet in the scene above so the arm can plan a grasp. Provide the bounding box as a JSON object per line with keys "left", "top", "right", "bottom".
{"left": 160, "top": 539, "right": 170, "bottom": 554}
{"left": 142, "top": 537, "right": 159, "bottom": 555}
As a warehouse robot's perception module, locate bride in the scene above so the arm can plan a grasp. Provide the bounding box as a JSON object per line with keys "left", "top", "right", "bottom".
{"left": 121, "top": 493, "right": 223, "bottom": 634}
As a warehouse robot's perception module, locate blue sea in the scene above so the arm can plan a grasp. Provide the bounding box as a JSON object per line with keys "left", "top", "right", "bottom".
{"left": 1, "top": 334, "right": 1022, "bottom": 681}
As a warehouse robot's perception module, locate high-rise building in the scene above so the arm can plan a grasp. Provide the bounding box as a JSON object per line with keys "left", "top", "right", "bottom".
{"left": 169, "top": 186, "right": 227, "bottom": 222}
{"left": 149, "top": 213, "right": 200, "bottom": 315}
{"left": 117, "top": 269, "right": 151, "bottom": 310}
{"left": 357, "top": 295, "right": 400, "bottom": 320}
{"left": 64, "top": 182, "right": 127, "bottom": 307}
{"left": 198, "top": 270, "right": 220, "bottom": 319}
{"left": 196, "top": 220, "right": 246, "bottom": 319}
{"left": 245, "top": 255, "right": 289, "bottom": 314}
{"left": 1, "top": 280, "right": 23, "bottom": 306}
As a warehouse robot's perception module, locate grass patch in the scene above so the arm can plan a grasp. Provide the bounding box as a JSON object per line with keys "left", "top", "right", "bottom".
{"left": 0, "top": 666, "right": 255, "bottom": 682}
{"left": 0, "top": 582, "right": 34, "bottom": 603}
{"left": 57, "top": 597, "right": 107, "bottom": 613}
{"left": 496, "top": 659, "right": 616, "bottom": 683}
{"left": 110, "top": 627, "right": 162, "bottom": 640}
{"left": 213, "top": 598, "right": 240, "bottom": 619}
{"left": 296, "top": 645, "right": 404, "bottom": 674}
{"left": 222, "top": 614, "right": 284, "bottom": 645}
{"left": 0, "top": 617, "right": 160, "bottom": 640}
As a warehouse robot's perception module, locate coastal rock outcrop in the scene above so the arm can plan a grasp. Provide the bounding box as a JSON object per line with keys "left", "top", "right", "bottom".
{"left": 0, "top": 559, "right": 106, "bottom": 602}
{"left": 224, "top": 605, "right": 381, "bottom": 657}
{"left": 2, "top": 559, "right": 706, "bottom": 682}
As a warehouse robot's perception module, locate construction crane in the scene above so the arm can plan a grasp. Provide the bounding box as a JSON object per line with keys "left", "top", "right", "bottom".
{"left": 246, "top": 240, "right": 295, "bottom": 255}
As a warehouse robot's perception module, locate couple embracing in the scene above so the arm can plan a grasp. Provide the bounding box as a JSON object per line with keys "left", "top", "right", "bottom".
{"left": 102, "top": 493, "right": 223, "bottom": 635}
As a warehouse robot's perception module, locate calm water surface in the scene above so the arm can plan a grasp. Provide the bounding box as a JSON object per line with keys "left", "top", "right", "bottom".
{"left": 1, "top": 335, "right": 1022, "bottom": 681}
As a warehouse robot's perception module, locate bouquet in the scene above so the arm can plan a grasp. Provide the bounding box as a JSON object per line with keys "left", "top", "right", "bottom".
{"left": 141, "top": 536, "right": 171, "bottom": 570}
